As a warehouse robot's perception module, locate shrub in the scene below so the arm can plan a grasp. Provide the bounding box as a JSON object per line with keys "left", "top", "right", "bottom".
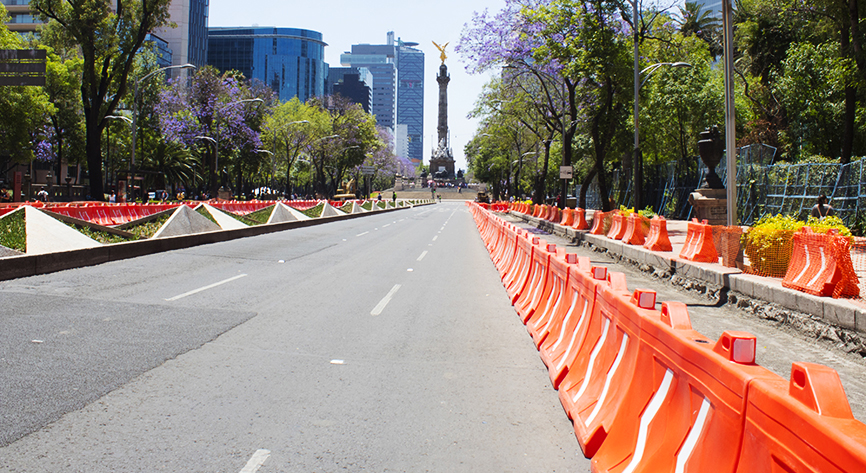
{"left": 742, "top": 214, "right": 853, "bottom": 276}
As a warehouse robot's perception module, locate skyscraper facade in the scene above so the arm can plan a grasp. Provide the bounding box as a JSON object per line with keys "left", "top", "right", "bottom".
{"left": 207, "top": 27, "right": 327, "bottom": 102}
{"left": 340, "top": 32, "right": 424, "bottom": 164}
{"left": 396, "top": 41, "right": 424, "bottom": 165}
{"left": 327, "top": 67, "right": 373, "bottom": 113}
{"left": 153, "top": 0, "right": 209, "bottom": 68}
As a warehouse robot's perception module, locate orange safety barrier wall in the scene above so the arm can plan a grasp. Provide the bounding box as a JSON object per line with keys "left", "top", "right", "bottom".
{"left": 606, "top": 212, "right": 625, "bottom": 240}
{"left": 463, "top": 202, "right": 866, "bottom": 472}
{"left": 590, "top": 211, "right": 607, "bottom": 235}
{"left": 621, "top": 214, "right": 649, "bottom": 246}
{"left": 736, "top": 362, "right": 866, "bottom": 472}
{"left": 643, "top": 216, "right": 673, "bottom": 252}
{"left": 679, "top": 218, "right": 719, "bottom": 263}
{"left": 573, "top": 208, "right": 589, "bottom": 230}
{"left": 561, "top": 208, "right": 575, "bottom": 227}
{"left": 782, "top": 227, "right": 860, "bottom": 298}
{"left": 514, "top": 242, "right": 557, "bottom": 321}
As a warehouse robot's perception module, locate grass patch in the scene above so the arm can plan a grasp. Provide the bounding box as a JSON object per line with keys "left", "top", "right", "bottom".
{"left": 340, "top": 202, "right": 354, "bottom": 213}
{"left": 221, "top": 209, "right": 260, "bottom": 226}
{"left": 127, "top": 213, "right": 171, "bottom": 239}
{"left": 244, "top": 205, "right": 276, "bottom": 224}
{"left": 0, "top": 210, "right": 26, "bottom": 252}
{"left": 65, "top": 223, "right": 128, "bottom": 244}
{"left": 361, "top": 202, "right": 373, "bottom": 211}
{"left": 377, "top": 201, "right": 386, "bottom": 209}
{"left": 301, "top": 203, "right": 324, "bottom": 218}
{"left": 195, "top": 206, "right": 219, "bottom": 225}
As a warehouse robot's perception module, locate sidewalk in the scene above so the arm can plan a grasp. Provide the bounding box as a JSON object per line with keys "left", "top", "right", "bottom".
{"left": 507, "top": 210, "right": 866, "bottom": 338}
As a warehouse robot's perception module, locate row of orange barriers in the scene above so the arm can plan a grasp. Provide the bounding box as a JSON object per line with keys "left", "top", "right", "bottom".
{"left": 468, "top": 201, "right": 866, "bottom": 472}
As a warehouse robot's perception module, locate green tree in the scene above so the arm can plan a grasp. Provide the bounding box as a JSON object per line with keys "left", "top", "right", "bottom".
{"left": 30, "top": 0, "right": 173, "bottom": 199}
{"left": 0, "top": 7, "right": 55, "bottom": 170}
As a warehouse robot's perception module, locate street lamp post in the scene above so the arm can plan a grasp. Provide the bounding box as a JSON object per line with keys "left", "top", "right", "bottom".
{"left": 104, "top": 115, "right": 132, "bottom": 193}
{"left": 211, "top": 98, "right": 264, "bottom": 198}
{"left": 255, "top": 149, "right": 275, "bottom": 195}
{"left": 130, "top": 63, "right": 195, "bottom": 201}
{"left": 633, "top": 61, "right": 691, "bottom": 210}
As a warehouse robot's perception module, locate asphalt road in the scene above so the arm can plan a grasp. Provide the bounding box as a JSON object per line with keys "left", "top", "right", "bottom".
{"left": 0, "top": 202, "right": 587, "bottom": 472}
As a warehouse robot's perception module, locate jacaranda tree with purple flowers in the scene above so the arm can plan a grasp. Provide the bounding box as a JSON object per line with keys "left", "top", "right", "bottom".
{"left": 157, "top": 66, "right": 267, "bottom": 197}
{"left": 460, "top": 0, "right": 632, "bottom": 210}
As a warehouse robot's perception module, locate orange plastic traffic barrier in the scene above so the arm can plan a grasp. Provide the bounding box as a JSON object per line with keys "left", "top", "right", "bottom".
{"left": 492, "top": 224, "right": 518, "bottom": 274}
{"left": 560, "top": 208, "right": 575, "bottom": 227}
{"left": 526, "top": 253, "right": 579, "bottom": 346}
{"left": 735, "top": 362, "right": 866, "bottom": 472}
{"left": 590, "top": 211, "right": 607, "bottom": 235}
{"left": 514, "top": 243, "right": 557, "bottom": 321}
{"left": 679, "top": 218, "right": 719, "bottom": 263}
{"left": 546, "top": 270, "right": 627, "bottom": 391}
{"left": 504, "top": 236, "right": 540, "bottom": 301}
{"left": 573, "top": 208, "right": 589, "bottom": 230}
{"left": 643, "top": 216, "right": 673, "bottom": 252}
{"left": 537, "top": 257, "right": 596, "bottom": 371}
{"left": 532, "top": 204, "right": 542, "bottom": 218}
{"left": 782, "top": 227, "right": 860, "bottom": 298}
{"left": 606, "top": 212, "right": 627, "bottom": 240}
{"left": 621, "top": 213, "right": 648, "bottom": 246}
{"left": 591, "top": 319, "right": 777, "bottom": 473}
{"left": 564, "top": 289, "right": 663, "bottom": 458}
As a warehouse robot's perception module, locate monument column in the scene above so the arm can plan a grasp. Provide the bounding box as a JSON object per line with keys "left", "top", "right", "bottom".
{"left": 430, "top": 41, "right": 456, "bottom": 178}
{"left": 437, "top": 64, "right": 450, "bottom": 145}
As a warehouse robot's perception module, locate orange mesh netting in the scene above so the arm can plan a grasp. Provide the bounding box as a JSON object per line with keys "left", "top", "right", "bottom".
{"left": 713, "top": 226, "right": 745, "bottom": 269}
{"left": 741, "top": 227, "right": 798, "bottom": 278}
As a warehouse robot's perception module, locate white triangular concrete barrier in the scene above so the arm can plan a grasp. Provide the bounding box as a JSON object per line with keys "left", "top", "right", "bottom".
{"left": 350, "top": 201, "right": 367, "bottom": 213}
{"left": 268, "top": 202, "right": 310, "bottom": 224}
{"left": 23, "top": 206, "right": 101, "bottom": 255}
{"left": 153, "top": 204, "right": 221, "bottom": 238}
{"left": 201, "top": 203, "right": 248, "bottom": 230}
{"left": 320, "top": 201, "right": 345, "bottom": 217}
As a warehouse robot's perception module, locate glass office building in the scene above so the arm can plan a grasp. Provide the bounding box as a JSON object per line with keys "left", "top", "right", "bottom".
{"left": 208, "top": 27, "right": 327, "bottom": 102}
{"left": 396, "top": 41, "right": 424, "bottom": 165}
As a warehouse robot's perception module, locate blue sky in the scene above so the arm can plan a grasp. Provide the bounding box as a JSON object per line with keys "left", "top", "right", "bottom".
{"left": 208, "top": 0, "right": 508, "bottom": 173}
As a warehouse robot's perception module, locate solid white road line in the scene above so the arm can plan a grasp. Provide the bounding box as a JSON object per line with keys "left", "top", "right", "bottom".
{"left": 356, "top": 231, "right": 369, "bottom": 237}
{"left": 165, "top": 274, "right": 248, "bottom": 301}
{"left": 417, "top": 251, "right": 428, "bottom": 261}
{"left": 239, "top": 449, "right": 270, "bottom": 473}
{"left": 371, "top": 284, "right": 401, "bottom": 316}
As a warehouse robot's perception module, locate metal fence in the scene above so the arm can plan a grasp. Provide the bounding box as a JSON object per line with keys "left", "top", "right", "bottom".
{"left": 600, "top": 145, "right": 865, "bottom": 228}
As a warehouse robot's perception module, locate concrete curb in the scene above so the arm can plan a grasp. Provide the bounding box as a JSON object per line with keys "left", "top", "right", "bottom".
{"left": 512, "top": 212, "right": 866, "bottom": 334}
{"left": 0, "top": 204, "right": 427, "bottom": 281}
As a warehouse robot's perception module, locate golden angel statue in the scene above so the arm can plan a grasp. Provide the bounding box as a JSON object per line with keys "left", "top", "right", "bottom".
{"left": 432, "top": 41, "right": 449, "bottom": 65}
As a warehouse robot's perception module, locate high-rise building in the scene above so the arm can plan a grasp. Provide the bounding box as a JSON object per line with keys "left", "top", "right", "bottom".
{"left": 152, "top": 0, "right": 209, "bottom": 68}
{"left": 207, "top": 27, "right": 328, "bottom": 102}
{"left": 327, "top": 67, "right": 373, "bottom": 113}
{"left": 1, "top": 0, "right": 40, "bottom": 33}
{"left": 396, "top": 40, "right": 424, "bottom": 165}
{"left": 340, "top": 32, "right": 424, "bottom": 164}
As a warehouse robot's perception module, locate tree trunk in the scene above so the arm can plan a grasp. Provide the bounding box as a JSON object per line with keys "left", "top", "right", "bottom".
{"left": 86, "top": 112, "right": 104, "bottom": 200}
{"left": 578, "top": 166, "right": 598, "bottom": 210}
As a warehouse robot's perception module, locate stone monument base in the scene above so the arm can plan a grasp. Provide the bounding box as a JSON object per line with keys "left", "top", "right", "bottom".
{"left": 689, "top": 188, "right": 727, "bottom": 225}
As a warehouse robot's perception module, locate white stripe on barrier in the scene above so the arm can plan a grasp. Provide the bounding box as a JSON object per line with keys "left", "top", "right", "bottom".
{"left": 556, "top": 299, "right": 591, "bottom": 372}
{"left": 534, "top": 276, "right": 562, "bottom": 330}
{"left": 573, "top": 317, "right": 611, "bottom": 402}
{"left": 584, "top": 332, "right": 629, "bottom": 426}
{"left": 621, "top": 369, "right": 675, "bottom": 473}
{"left": 539, "top": 278, "right": 565, "bottom": 335}
{"left": 550, "top": 295, "right": 580, "bottom": 352}
{"left": 526, "top": 262, "right": 546, "bottom": 310}
{"left": 806, "top": 247, "right": 827, "bottom": 287}
{"left": 675, "top": 397, "right": 711, "bottom": 473}
{"left": 793, "top": 243, "right": 811, "bottom": 283}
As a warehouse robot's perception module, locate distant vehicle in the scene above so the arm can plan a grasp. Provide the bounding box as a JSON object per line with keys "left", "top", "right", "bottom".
{"left": 476, "top": 192, "right": 489, "bottom": 203}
